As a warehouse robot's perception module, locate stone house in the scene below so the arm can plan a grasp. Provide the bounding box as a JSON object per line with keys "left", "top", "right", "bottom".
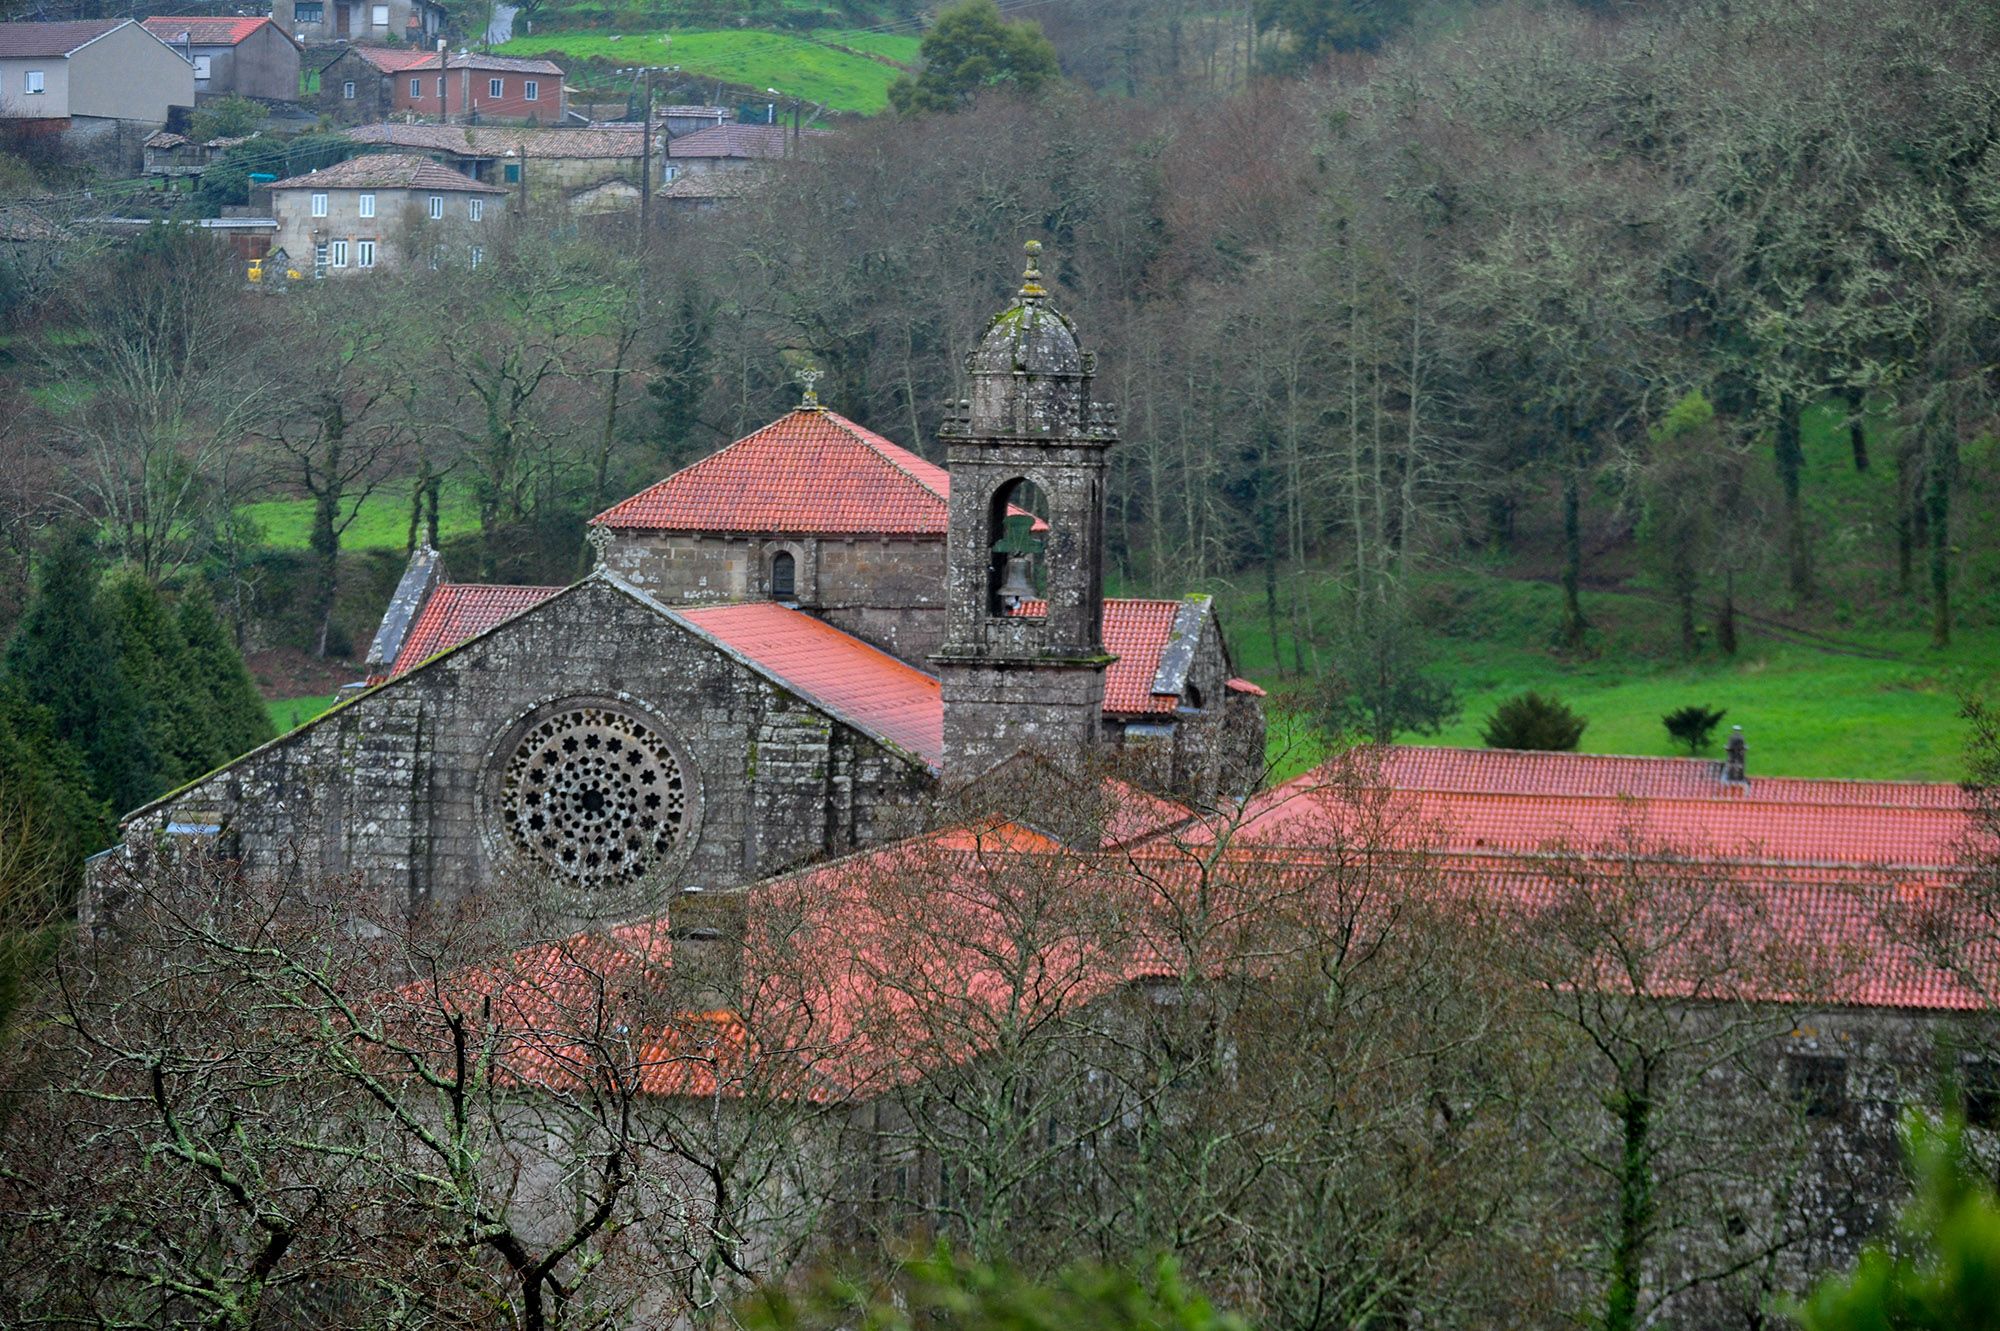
{"left": 659, "top": 120, "right": 826, "bottom": 186}
{"left": 265, "top": 151, "right": 506, "bottom": 275}
{"left": 0, "top": 20, "right": 193, "bottom": 133}
{"left": 273, "top": 0, "right": 444, "bottom": 47}
{"left": 343, "top": 121, "right": 641, "bottom": 210}
{"left": 139, "top": 17, "right": 302, "bottom": 102}
{"left": 141, "top": 129, "right": 253, "bottom": 180}
{"left": 305, "top": 44, "right": 430, "bottom": 122}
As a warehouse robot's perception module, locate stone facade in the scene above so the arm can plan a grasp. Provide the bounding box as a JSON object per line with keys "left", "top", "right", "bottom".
{"left": 124, "top": 577, "right": 929, "bottom": 920}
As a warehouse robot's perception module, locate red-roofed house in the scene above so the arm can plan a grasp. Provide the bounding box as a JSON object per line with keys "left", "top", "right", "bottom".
{"left": 140, "top": 16, "right": 300, "bottom": 100}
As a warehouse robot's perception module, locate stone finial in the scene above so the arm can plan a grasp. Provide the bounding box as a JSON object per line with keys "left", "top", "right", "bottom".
{"left": 1019, "top": 239, "right": 1046, "bottom": 299}
{"left": 585, "top": 522, "right": 614, "bottom": 568}
{"left": 794, "top": 364, "right": 823, "bottom": 410}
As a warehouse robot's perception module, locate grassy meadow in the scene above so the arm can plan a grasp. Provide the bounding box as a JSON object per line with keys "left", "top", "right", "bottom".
{"left": 237, "top": 479, "right": 482, "bottom": 553}
{"left": 496, "top": 28, "right": 919, "bottom": 114}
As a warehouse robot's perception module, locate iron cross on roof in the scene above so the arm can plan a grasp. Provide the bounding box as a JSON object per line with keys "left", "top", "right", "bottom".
{"left": 794, "top": 364, "right": 823, "bottom": 410}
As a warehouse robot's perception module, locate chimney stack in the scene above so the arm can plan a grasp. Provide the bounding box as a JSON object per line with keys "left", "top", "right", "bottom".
{"left": 1723, "top": 726, "right": 1747, "bottom": 785}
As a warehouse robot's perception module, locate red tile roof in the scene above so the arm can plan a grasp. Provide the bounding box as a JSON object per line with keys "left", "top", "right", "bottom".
{"left": 1102, "top": 599, "right": 1185, "bottom": 715}
{"left": 593, "top": 408, "right": 954, "bottom": 536}
{"left": 351, "top": 45, "right": 436, "bottom": 73}
{"left": 389, "top": 583, "right": 561, "bottom": 677}
{"left": 346, "top": 122, "right": 640, "bottom": 160}
{"left": 0, "top": 18, "right": 125, "bottom": 58}
{"left": 665, "top": 122, "right": 827, "bottom": 160}
{"left": 1226, "top": 676, "right": 1266, "bottom": 698}
{"left": 678, "top": 602, "right": 943, "bottom": 768}
{"left": 142, "top": 16, "right": 288, "bottom": 46}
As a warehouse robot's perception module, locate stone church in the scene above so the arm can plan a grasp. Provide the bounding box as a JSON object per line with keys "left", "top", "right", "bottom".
{"left": 119, "top": 246, "right": 1267, "bottom": 919}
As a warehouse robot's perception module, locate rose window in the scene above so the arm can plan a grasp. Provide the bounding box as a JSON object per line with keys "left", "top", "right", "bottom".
{"left": 499, "top": 707, "right": 688, "bottom": 885}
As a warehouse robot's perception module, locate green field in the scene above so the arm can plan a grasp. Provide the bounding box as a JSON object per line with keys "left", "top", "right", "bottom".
{"left": 267, "top": 693, "right": 335, "bottom": 733}
{"left": 496, "top": 28, "right": 918, "bottom": 114}
{"left": 238, "top": 479, "right": 481, "bottom": 553}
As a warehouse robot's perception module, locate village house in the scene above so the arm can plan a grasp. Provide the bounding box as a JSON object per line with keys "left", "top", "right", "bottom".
{"left": 0, "top": 20, "right": 193, "bottom": 141}
{"left": 265, "top": 151, "right": 506, "bottom": 275}
{"left": 660, "top": 120, "right": 825, "bottom": 185}
{"left": 139, "top": 17, "right": 302, "bottom": 102}
{"left": 305, "top": 44, "right": 430, "bottom": 122}
{"left": 272, "top": 0, "right": 443, "bottom": 46}
{"left": 344, "top": 121, "right": 641, "bottom": 211}
{"left": 395, "top": 51, "right": 568, "bottom": 124}
{"left": 141, "top": 128, "right": 254, "bottom": 181}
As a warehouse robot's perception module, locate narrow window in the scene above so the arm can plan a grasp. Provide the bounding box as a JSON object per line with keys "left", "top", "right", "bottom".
{"left": 468, "top": 197, "right": 483, "bottom": 221}
{"left": 24, "top": 70, "right": 44, "bottom": 95}
{"left": 342, "top": 79, "right": 356, "bottom": 99}
{"left": 310, "top": 191, "right": 328, "bottom": 217}
{"left": 356, "top": 239, "right": 376, "bottom": 268}
{"left": 357, "top": 192, "right": 375, "bottom": 218}
{"left": 371, "top": 2, "right": 388, "bottom": 25}
{"left": 469, "top": 245, "right": 484, "bottom": 268}
{"left": 427, "top": 194, "right": 443, "bottom": 220}
{"left": 410, "top": 77, "right": 421, "bottom": 98}
{"left": 503, "top": 162, "right": 520, "bottom": 182}
{"left": 192, "top": 54, "right": 213, "bottom": 80}
{"left": 524, "top": 79, "right": 538, "bottom": 101}
{"left": 329, "top": 239, "right": 348, "bottom": 268}
{"left": 1966, "top": 1060, "right": 2000, "bottom": 1130}
{"left": 313, "top": 241, "right": 328, "bottom": 274}
{"left": 986, "top": 478, "right": 1047, "bottom": 616}
{"left": 771, "top": 551, "right": 795, "bottom": 600}
{"left": 489, "top": 77, "right": 503, "bottom": 98}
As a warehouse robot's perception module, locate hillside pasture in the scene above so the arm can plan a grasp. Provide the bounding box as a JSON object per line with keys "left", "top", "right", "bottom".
{"left": 496, "top": 28, "right": 918, "bottom": 113}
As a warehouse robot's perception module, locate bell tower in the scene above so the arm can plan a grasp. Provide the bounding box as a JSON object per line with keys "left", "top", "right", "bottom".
{"left": 933, "top": 242, "right": 1120, "bottom": 781}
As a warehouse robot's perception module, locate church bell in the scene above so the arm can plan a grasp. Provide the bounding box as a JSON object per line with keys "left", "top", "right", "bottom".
{"left": 996, "top": 553, "right": 1037, "bottom": 611}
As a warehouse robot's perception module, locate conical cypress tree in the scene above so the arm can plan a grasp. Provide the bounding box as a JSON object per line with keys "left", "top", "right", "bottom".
{"left": 176, "top": 588, "right": 273, "bottom": 763}
{"left": 104, "top": 570, "right": 215, "bottom": 789}
{"left": 3, "top": 527, "right": 159, "bottom": 812}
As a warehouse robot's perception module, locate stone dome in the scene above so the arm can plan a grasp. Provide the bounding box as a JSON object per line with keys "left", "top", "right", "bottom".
{"left": 969, "top": 294, "right": 1084, "bottom": 378}
{"left": 962, "top": 242, "right": 1095, "bottom": 439}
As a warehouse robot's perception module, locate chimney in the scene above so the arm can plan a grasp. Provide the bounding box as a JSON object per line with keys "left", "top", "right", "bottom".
{"left": 1723, "top": 726, "right": 1747, "bottom": 785}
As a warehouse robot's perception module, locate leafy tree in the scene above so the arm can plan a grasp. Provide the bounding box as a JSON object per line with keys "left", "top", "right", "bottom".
{"left": 187, "top": 94, "right": 261, "bottom": 145}
{"left": 1254, "top": 0, "right": 1414, "bottom": 70}
{"left": 889, "top": 0, "right": 1061, "bottom": 114}
{"left": 1662, "top": 705, "right": 1727, "bottom": 755}
{"left": 1315, "top": 582, "right": 1458, "bottom": 744}
{"left": 1481, "top": 691, "right": 1587, "bottom": 752}
{"left": 3, "top": 527, "right": 159, "bottom": 812}
{"left": 1792, "top": 1114, "right": 2000, "bottom": 1331}
{"left": 196, "top": 132, "right": 358, "bottom": 212}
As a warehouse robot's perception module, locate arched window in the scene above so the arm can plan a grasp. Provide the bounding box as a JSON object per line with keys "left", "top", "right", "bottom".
{"left": 770, "top": 550, "right": 796, "bottom": 600}
{"left": 986, "top": 478, "right": 1047, "bottom": 616}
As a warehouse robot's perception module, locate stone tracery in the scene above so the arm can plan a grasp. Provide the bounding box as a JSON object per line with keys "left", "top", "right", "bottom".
{"left": 499, "top": 705, "right": 689, "bottom": 887}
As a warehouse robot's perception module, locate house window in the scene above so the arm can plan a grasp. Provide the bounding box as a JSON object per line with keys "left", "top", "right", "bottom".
{"left": 357, "top": 192, "right": 375, "bottom": 218}
{"left": 23, "top": 71, "right": 44, "bottom": 95}
{"left": 468, "top": 197, "right": 483, "bottom": 221}
{"left": 427, "top": 195, "right": 444, "bottom": 220}
{"left": 1966, "top": 1061, "right": 2000, "bottom": 1130}
{"left": 524, "top": 79, "right": 538, "bottom": 101}
{"left": 469, "top": 245, "right": 484, "bottom": 268}
{"left": 357, "top": 239, "right": 376, "bottom": 268}
{"left": 661, "top": 164, "right": 679, "bottom": 182}
{"left": 503, "top": 162, "right": 520, "bottom": 182}
{"left": 310, "top": 191, "right": 328, "bottom": 217}
{"left": 410, "top": 77, "right": 422, "bottom": 98}
{"left": 329, "top": 239, "right": 349, "bottom": 268}
{"left": 192, "top": 54, "right": 213, "bottom": 80}
{"left": 770, "top": 551, "right": 796, "bottom": 600}
{"left": 342, "top": 79, "right": 356, "bottom": 99}
{"left": 488, "top": 77, "right": 503, "bottom": 98}
{"left": 371, "top": 3, "right": 389, "bottom": 25}
{"left": 313, "top": 241, "right": 328, "bottom": 274}
{"left": 296, "top": 0, "right": 324, "bottom": 20}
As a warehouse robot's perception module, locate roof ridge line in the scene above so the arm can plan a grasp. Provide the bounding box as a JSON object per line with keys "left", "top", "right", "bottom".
{"left": 825, "top": 410, "right": 947, "bottom": 501}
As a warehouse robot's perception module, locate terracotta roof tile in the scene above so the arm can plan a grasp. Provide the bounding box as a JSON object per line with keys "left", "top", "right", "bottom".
{"left": 666, "top": 122, "right": 827, "bottom": 160}
{"left": 141, "top": 16, "right": 288, "bottom": 46}
{"left": 346, "top": 122, "right": 640, "bottom": 159}
{"left": 1226, "top": 676, "right": 1266, "bottom": 697}
{"left": 267, "top": 152, "right": 511, "bottom": 194}
{"left": 677, "top": 602, "right": 943, "bottom": 768}
{"left": 1018, "top": 598, "right": 1189, "bottom": 715}
{"left": 389, "top": 583, "right": 561, "bottom": 676}
{"left": 351, "top": 45, "right": 436, "bottom": 73}
{"left": 594, "top": 408, "right": 952, "bottom": 536}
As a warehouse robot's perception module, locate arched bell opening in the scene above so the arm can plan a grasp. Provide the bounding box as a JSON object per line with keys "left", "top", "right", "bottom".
{"left": 986, "top": 478, "right": 1048, "bottom": 617}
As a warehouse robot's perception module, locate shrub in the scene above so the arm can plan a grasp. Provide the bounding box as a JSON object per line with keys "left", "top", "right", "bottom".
{"left": 1481, "top": 691, "right": 1587, "bottom": 751}
{"left": 1662, "top": 704, "right": 1727, "bottom": 754}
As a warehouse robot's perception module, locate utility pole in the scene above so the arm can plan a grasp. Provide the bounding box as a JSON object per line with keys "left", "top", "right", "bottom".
{"left": 638, "top": 67, "right": 653, "bottom": 247}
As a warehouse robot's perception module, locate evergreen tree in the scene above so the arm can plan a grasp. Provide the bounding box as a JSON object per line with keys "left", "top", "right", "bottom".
{"left": 4, "top": 527, "right": 159, "bottom": 812}
{"left": 177, "top": 587, "right": 274, "bottom": 764}
{"left": 104, "top": 569, "right": 215, "bottom": 790}
{"left": 889, "top": 0, "right": 1061, "bottom": 114}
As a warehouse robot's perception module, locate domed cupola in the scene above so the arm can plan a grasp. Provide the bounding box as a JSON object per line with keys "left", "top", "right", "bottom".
{"left": 956, "top": 241, "right": 1108, "bottom": 441}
